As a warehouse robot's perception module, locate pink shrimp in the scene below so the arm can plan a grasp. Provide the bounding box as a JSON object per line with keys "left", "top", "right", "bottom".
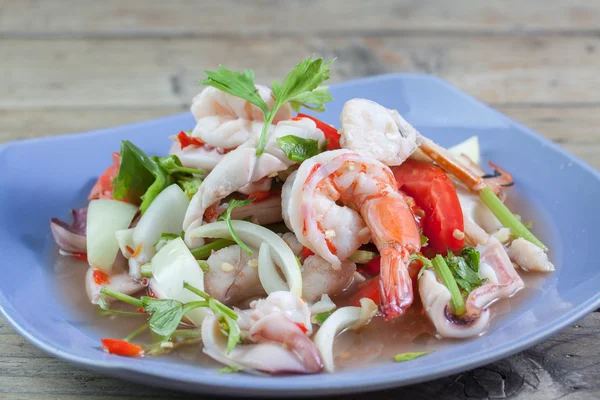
{"left": 282, "top": 149, "right": 421, "bottom": 320}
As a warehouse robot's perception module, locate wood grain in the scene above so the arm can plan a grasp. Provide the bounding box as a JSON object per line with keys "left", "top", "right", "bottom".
{"left": 1, "top": 35, "right": 599, "bottom": 108}
{"left": 1, "top": 314, "right": 599, "bottom": 399}
{"left": 1, "top": 1, "right": 599, "bottom": 399}
{"left": 1, "top": 0, "right": 599, "bottom": 37}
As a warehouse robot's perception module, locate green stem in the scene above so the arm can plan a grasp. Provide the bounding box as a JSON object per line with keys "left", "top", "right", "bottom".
{"left": 171, "top": 329, "right": 202, "bottom": 341}
{"left": 97, "top": 308, "right": 147, "bottom": 317}
{"left": 124, "top": 323, "right": 149, "bottom": 342}
{"left": 100, "top": 288, "right": 143, "bottom": 308}
{"left": 226, "top": 218, "right": 253, "bottom": 255}
{"left": 140, "top": 263, "right": 153, "bottom": 278}
{"left": 256, "top": 112, "right": 276, "bottom": 156}
{"left": 173, "top": 166, "right": 204, "bottom": 175}
{"left": 479, "top": 187, "right": 547, "bottom": 250}
{"left": 432, "top": 255, "right": 466, "bottom": 316}
{"left": 182, "top": 281, "right": 210, "bottom": 300}
{"left": 190, "top": 238, "right": 236, "bottom": 259}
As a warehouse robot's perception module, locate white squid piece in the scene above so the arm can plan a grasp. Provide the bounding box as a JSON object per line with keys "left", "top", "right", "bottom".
{"left": 301, "top": 255, "right": 356, "bottom": 304}
{"left": 202, "top": 291, "right": 323, "bottom": 374}
{"left": 190, "top": 86, "right": 292, "bottom": 149}
{"left": 168, "top": 142, "right": 225, "bottom": 173}
{"left": 183, "top": 118, "right": 326, "bottom": 243}
{"left": 339, "top": 98, "right": 418, "bottom": 166}
{"left": 85, "top": 255, "right": 143, "bottom": 304}
{"left": 508, "top": 238, "right": 555, "bottom": 272}
{"left": 419, "top": 237, "right": 524, "bottom": 338}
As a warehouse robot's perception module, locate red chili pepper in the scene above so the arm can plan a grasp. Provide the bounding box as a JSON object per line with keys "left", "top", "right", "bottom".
{"left": 137, "top": 307, "right": 146, "bottom": 314}
{"left": 247, "top": 191, "right": 271, "bottom": 203}
{"left": 301, "top": 246, "right": 315, "bottom": 259}
{"left": 349, "top": 278, "right": 380, "bottom": 307}
{"left": 295, "top": 322, "right": 309, "bottom": 334}
{"left": 294, "top": 113, "right": 341, "bottom": 150}
{"left": 177, "top": 131, "right": 204, "bottom": 150}
{"left": 93, "top": 269, "right": 110, "bottom": 285}
{"left": 71, "top": 252, "right": 88, "bottom": 262}
{"left": 88, "top": 152, "right": 120, "bottom": 201}
{"left": 101, "top": 338, "right": 144, "bottom": 357}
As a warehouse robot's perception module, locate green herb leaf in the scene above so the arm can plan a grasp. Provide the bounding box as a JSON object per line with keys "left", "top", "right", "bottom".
{"left": 141, "top": 297, "right": 208, "bottom": 342}
{"left": 444, "top": 247, "right": 485, "bottom": 295}
{"left": 256, "top": 56, "right": 333, "bottom": 155}
{"left": 218, "top": 199, "right": 254, "bottom": 254}
{"left": 276, "top": 135, "right": 321, "bottom": 163}
{"left": 153, "top": 232, "right": 181, "bottom": 248}
{"left": 201, "top": 66, "right": 269, "bottom": 115}
{"left": 393, "top": 351, "right": 433, "bottom": 362}
{"left": 289, "top": 85, "right": 333, "bottom": 112}
{"left": 314, "top": 311, "right": 334, "bottom": 325}
{"left": 179, "top": 176, "right": 203, "bottom": 199}
{"left": 420, "top": 230, "right": 429, "bottom": 247}
{"left": 217, "top": 365, "right": 243, "bottom": 374}
{"left": 157, "top": 155, "right": 204, "bottom": 176}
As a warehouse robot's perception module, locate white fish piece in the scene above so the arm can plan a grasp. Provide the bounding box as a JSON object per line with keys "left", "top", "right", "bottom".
{"left": 339, "top": 98, "right": 418, "bottom": 166}
{"left": 508, "top": 238, "right": 555, "bottom": 272}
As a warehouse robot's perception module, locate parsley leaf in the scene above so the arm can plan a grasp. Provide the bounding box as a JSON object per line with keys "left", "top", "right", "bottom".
{"left": 277, "top": 135, "right": 321, "bottom": 162}
{"left": 218, "top": 199, "right": 254, "bottom": 254}
{"left": 141, "top": 296, "right": 208, "bottom": 342}
{"left": 201, "top": 67, "right": 269, "bottom": 115}
{"left": 200, "top": 56, "right": 334, "bottom": 158}
{"left": 444, "top": 247, "right": 486, "bottom": 296}
{"left": 289, "top": 85, "right": 333, "bottom": 112}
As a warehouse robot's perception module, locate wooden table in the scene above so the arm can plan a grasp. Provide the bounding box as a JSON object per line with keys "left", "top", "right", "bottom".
{"left": 1, "top": 1, "right": 599, "bottom": 399}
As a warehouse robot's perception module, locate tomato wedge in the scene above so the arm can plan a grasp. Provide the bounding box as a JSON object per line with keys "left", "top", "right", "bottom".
{"left": 88, "top": 152, "right": 120, "bottom": 200}
{"left": 349, "top": 278, "right": 380, "bottom": 307}
{"left": 392, "top": 159, "right": 464, "bottom": 254}
{"left": 101, "top": 339, "right": 144, "bottom": 357}
{"left": 294, "top": 113, "right": 340, "bottom": 150}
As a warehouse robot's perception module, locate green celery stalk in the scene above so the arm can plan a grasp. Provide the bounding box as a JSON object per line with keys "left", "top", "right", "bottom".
{"left": 479, "top": 187, "right": 546, "bottom": 250}
{"left": 432, "top": 255, "right": 466, "bottom": 316}
{"left": 190, "top": 239, "right": 236, "bottom": 259}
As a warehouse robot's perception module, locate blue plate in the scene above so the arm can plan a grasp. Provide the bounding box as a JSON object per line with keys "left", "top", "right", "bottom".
{"left": 0, "top": 74, "right": 599, "bottom": 397}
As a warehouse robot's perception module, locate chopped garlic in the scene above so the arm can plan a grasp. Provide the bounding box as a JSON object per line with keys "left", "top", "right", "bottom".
{"left": 452, "top": 229, "right": 465, "bottom": 240}
{"left": 160, "top": 342, "right": 174, "bottom": 349}
{"left": 248, "top": 259, "right": 259, "bottom": 268}
{"left": 221, "top": 262, "right": 235, "bottom": 272}
{"left": 325, "top": 229, "right": 337, "bottom": 240}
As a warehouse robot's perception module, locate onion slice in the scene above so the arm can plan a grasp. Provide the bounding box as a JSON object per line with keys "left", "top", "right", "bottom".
{"left": 50, "top": 208, "right": 88, "bottom": 253}
{"left": 258, "top": 243, "right": 288, "bottom": 294}
{"left": 313, "top": 298, "right": 377, "bottom": 372}
{"left": 187, "top": 221, "right": 302, "bottom": 297}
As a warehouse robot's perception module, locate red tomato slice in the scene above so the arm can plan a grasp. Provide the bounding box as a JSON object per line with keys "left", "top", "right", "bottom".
{"left": 88, "top": 152, "right": 120, "bottom": 200}
{"left": 294, "top": 113, "right": 341, "bottom": 150}
{"left": 392, "top": 159, "right": 464, "bottom": 254}
{"left": 358, "top": 255, "right": 381, "bottom": 275}
{"left": 101, "top": 339, "right": 144, "bottom": 357}
{"left": 349, "top": 278, "right": 380, "bottom": 307}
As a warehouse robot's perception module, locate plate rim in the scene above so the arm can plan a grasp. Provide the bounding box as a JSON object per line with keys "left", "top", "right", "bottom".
{"left": 1, "top": 73, "right": 599, "bottom": 396}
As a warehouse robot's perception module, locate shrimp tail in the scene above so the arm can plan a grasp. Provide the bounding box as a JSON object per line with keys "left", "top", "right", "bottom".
{"left": 379, "top": 246, "right": 413, "bottom": 320}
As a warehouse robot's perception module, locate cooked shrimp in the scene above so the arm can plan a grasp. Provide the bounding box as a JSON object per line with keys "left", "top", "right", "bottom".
{"left": 183, "top": 118, "right": 325, "bottom": 244}
{"left": 283, "top": 149, "right": 421, "bottom": 320}
{"left": 190, "top": 86, "right": 292, "bottom": 149}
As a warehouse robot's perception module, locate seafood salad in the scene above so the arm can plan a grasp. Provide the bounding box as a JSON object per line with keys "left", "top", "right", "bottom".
{"left": 50, "top": 57, "right": 553, "bottom": 375}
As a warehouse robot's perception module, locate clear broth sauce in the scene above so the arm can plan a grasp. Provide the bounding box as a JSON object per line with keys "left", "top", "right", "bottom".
{"left": 53, "top": 251, "right": 548, "bottom": 372}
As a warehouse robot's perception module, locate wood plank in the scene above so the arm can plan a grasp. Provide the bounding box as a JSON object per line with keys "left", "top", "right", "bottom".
{"left": 1, "top": 36, "right": 599, "bottom": 109}
{"left": 1, "top": 0, "right": 599, "bottom": 37}
{"left": 0, "top": 314, "right": 598, "bottom": 399}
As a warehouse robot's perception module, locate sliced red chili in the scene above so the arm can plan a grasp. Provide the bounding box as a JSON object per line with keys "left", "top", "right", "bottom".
{"left": 247, "top": 191, "right": 272, "bottom": 203}
{"left": 101, "top": 338, "right": 144, "bottom": 357}
{"left": 93, "top": 269, "right": 110, "bottom": 285}
{"left": 177, "top": 131, "right": 204, "bottom": 150}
